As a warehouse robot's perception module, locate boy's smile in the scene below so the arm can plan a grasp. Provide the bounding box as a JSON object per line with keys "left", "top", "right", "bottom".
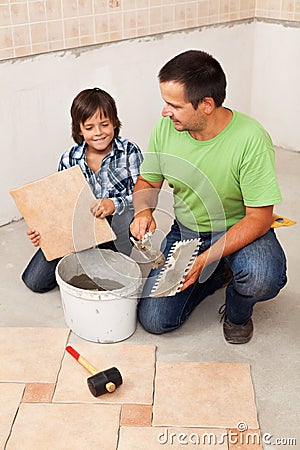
{"left": 79, "top": 108, "right": 115, "bottom": 154}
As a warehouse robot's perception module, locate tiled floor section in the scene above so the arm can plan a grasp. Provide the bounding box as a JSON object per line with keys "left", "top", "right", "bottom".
{"left": 6, "top": 403, "right": 121, "bottom": 450}
{"left": 0, "top": 327, "right": 69, "bottom": 383}
{"left": 120, "top": 404, "right": 153, "bottom": 426}
{"left": 22, "top": 383, "right": 56, "bottom": 402}
{"left": 153, "top": 361, "right": 258, "bottom": 428}
{"left": 0, "top": 328, "right": 262, "bottom": 448}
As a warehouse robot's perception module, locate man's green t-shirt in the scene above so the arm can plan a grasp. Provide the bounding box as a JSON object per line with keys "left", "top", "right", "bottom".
{"left": 140, "top": 110, "right": 282, "bottom": 232}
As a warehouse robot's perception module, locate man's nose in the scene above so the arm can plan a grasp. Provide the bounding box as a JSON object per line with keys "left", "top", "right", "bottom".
{"left": 162, "top": 104, "right": 172, "bottom": 117}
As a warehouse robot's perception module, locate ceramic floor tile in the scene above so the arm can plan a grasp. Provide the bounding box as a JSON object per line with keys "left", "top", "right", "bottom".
{"left": 10, "top": 166, "right": 115, "bottom": 260}
{"left": 153, "top": 362, "right": 258, "bottom": 429}
{"left": 22, "top": 383, "right": 55, "bottom": 402}
{"left": 0, "top": 383, "right": 25, "bottom": 449}
{"left": 121, "top": 404, "right": 152, "bottom": 426}
{"left": 6, "top": 403, "right": 120, "bottom": 450}
{"left": 228, "top": 428, "right": 262, "bottom": 449}
{"left": 118, "top": 426, "right": 228, "bottom": 449}
{"left": 53, "top": 343, "right": 156, "bottom": 404}
{"left": 0, "top": 328, "right": 69, "bottom": 382}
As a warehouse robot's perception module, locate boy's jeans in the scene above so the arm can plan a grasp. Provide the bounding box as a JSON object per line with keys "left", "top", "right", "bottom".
{"left": 138, "top": 219, "right": 287, "bottom": 333}
{"left": 22, "top": 209, "right": 134, "bottom": 293}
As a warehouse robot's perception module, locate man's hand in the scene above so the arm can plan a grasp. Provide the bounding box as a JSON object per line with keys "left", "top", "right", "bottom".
{"left": 91, "top": 198, "right": 115, "bottom": 218}
{"left": 27, "top": 229, "right": 41, "bottom": 247}
{"left": 181, "top": 253, "right": 207, "bottom": 291}
{"left": 130, "top": 211, "right": 156, "bottom": 241}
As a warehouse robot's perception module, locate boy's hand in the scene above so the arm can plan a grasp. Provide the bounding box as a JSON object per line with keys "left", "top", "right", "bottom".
{"left": 27, "top": 229, "right": 41, "bottom": 247}
{"left": 91, "top": 198, "right": 115, "bottom": 218}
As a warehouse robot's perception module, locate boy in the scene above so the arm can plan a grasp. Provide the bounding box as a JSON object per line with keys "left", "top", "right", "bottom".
{"left": 22, "top": 88, "right": 143, "bottom": 293}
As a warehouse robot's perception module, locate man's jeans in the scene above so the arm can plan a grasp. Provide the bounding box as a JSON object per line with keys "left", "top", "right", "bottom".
{"left": 22, "top": 209, "right": 134, "bottom": 293}
{"left": 138, "top": 220, "right": 287, "bottom": 333}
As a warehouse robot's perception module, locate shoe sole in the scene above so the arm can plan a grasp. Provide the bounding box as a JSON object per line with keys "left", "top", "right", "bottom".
{"left": 224, "top": 330, "right": 253, "bottom": 344}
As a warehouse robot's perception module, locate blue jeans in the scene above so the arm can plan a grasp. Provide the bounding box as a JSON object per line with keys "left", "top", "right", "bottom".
{"left": 138, "top": 220, "right": 287, "bottom": 333}
{"left": 22, "top": 209, "right": 134, "bottom": 293}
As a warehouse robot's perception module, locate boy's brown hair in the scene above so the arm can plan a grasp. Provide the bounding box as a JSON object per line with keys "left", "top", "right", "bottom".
{"left": 71, "top": 88, "right": 122, "bottom": 145}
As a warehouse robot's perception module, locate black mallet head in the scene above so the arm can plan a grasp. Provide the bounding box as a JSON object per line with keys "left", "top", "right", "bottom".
{"left": 87, "top": 367, "right": 123, "bottom": 397}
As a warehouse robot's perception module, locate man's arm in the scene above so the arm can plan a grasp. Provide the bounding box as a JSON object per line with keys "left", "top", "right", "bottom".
{"left": 130, "top": 175, "right": 163, "bottom": 240}
{"left": 182, "top": 205, "right": 274, "bottom": 290}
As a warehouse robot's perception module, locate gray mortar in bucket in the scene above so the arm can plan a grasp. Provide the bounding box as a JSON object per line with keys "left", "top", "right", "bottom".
{"left": 56, "top": 248, "right": 142, "bottom": 300}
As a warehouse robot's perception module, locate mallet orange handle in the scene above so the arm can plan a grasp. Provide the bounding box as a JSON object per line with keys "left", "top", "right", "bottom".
{"left": 66, "top": 346, "right": 98, "bottom": 376}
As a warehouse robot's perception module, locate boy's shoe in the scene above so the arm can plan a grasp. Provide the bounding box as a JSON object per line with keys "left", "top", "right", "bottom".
{"left": 223, "top": 317, "right": 253, "bottom": 344}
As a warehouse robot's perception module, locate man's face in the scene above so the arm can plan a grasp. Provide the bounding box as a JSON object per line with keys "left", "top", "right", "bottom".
{"left": 160, "top": 81, "right": 206, "bottom": 133}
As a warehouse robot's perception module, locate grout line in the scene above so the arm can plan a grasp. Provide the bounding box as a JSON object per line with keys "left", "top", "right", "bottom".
{"left": 3, "top": 385, "right": 26, "bottom": 450}
{"left": 50, "top": 330, "right": 72, "bottom": 402}
{"left": 115, "top": 405, "right": 122, "bottom": 450}
{"left": 150, "top": 346, "right": 157, "bottom": 425}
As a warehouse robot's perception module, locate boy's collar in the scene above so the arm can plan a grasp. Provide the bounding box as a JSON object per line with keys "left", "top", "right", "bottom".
{"left": 112, "top": 136, "right": 124, "bottom": 154}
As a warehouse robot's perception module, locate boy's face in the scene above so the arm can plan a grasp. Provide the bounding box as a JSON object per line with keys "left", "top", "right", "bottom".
{"left": 79, "top": 108, "right": 115, "bottom": 153}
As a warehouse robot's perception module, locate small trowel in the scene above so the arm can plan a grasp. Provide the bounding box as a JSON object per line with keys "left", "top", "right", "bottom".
{"left": 130, "top": 232, "right": 166, "bottom": 269}
{"left": 150, "top": 238, "right": 202, "bottom": 297}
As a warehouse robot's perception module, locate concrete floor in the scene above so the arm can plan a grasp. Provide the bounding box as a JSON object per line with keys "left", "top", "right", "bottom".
{"left": 1, "top": 147, "right": 299, "bottom": 449}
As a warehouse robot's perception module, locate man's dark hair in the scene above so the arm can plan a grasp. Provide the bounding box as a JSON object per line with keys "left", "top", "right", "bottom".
{"left": 158, "top": 50, "right": 227, "bottom": 109}
{"left": 71, "top": 87, "right": 121, "bottom": 145}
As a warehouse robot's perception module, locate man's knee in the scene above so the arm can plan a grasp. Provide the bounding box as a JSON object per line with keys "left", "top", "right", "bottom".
{"left": 233, "top": 263, "right": 287, "bottom": 300}
{"left": 137, "top": 298, "right": 180, "bottom": 335}
{"left": 138, "top": 305, "right": 166, "bottom": 334}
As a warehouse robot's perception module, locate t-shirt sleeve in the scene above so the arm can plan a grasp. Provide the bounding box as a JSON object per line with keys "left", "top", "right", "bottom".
{"left": 240, "top": 135, "right": 282, "bottom": 207}
{"left": 140, "top": 121, "right": 165, "bottom": 182}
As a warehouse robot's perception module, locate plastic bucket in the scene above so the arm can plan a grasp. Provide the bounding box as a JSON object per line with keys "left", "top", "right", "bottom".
{"left": 55, "top": 248, "right": 142, "bottom": 343}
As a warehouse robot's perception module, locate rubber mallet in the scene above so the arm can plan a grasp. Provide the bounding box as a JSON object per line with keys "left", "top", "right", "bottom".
{"left": 66, "top": 346, "right": 122, "bottom": 397}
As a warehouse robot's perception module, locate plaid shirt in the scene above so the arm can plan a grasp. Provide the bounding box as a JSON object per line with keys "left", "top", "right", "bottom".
{"left": 58, "top": 136, "right": 143, "bottom": 214}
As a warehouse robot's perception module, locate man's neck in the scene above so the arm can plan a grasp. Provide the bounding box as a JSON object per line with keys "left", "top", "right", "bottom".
{"left": 189, "top": 107, "right": 233, "bottom": 141}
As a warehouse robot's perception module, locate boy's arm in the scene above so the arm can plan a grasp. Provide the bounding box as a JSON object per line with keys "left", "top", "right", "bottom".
{"left": 58, "top": 154, "right": 69, "bottom": 171}
{"left": 110, "top": 145, "right": 144, "bottom": 214}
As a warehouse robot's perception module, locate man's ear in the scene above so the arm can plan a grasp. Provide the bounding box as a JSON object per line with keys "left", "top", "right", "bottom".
{"left": 199, "top": 97, "right": 215, "bottom": 114}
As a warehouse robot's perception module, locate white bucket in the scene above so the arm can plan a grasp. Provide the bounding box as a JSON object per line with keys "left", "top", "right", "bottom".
{"left": 55, "top": 248, "right": 142, "bottom": 343}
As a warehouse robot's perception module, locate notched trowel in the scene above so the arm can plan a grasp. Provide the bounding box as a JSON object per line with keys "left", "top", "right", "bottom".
{"left": 150, "top": 238, "right": 202, "bottom": 297}
{"left": 130, "top": 232, "right": 166, "bottom": 269}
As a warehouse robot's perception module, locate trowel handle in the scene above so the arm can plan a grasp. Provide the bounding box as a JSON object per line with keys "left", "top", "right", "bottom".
{"left": 66, "top": 346, "right": 98, "bottom": 376}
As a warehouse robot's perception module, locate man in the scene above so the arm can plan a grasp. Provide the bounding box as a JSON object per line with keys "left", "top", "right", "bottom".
{"left": 130, "top": 50, "right": 287, "bottom": 344}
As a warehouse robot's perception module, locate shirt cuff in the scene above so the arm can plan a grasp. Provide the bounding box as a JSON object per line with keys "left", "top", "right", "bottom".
{"left": 112, "top": 197, "right": 125, "bottom": 215}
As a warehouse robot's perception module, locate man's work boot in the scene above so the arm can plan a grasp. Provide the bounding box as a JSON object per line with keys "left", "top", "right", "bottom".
{"left": 223, "top": 317, "right": 253, "bottom": 344}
